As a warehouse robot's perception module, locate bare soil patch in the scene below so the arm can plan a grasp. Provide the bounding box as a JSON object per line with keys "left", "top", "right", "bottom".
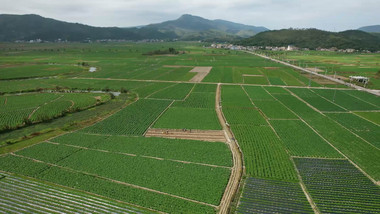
{"left": 163, "top": 65, "right": 193, "bottom": 68}
{"left": 301, "top": 74, "right": 337, "bottom": 85}
{"left": 189, "top": 66, "right": 212, "bottom": 83}
{"left": 242, "top": 74, "right": 264, "bottom": 77}
{"left": 264, "top": 67, "right": 280, "bottom": 70}
{"left": 306, "top": 68, "right": 324, "bottom": 73}
{"left": 145, "top": 128, "right": 226, "bottom": 142}
{"left": 328, "top": 75, "right": 349, "bottom": 81}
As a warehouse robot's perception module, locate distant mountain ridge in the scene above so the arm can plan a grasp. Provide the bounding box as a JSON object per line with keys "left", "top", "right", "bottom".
{"left": 0, "top": 14, "right": 268, "bottom": 42}
{"left": 237, "top": 28, "right": 380, "bottom": 51}
{"left": 358, "top": 25, "right": 380, "bottom": 33}
{"left": 145, "top": 14, "right": 268, "bottom": 40}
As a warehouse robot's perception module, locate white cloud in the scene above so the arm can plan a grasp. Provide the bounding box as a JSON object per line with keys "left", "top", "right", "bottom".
{"left": 0, "top": 0, "right": 379, "bottom": 31}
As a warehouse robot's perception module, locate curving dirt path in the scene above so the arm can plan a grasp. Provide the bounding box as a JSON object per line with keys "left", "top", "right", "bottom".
{"left": 215, "top": 83, "right": 244, "bottom": 214}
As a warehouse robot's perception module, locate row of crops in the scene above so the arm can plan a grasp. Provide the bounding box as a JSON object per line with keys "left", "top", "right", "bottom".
{"left": 0, "top": 172, "right": 148, "bottom": 213}
{"left": 51, "top": 132, "right": 232, "bottom": 167}
{"left": 221, "top": 85, "right": 298, "bottom": 181}
{"left": 227, "top": 85, "right": 379, "bottom": 213}
{"left": 152, "top": 84, "right": 222, "bottom": 130}
{"left": 0, "top": 92, "right": 111, "bottom": 131}
{"left": 0, "top": 154, "right": 215, "bottom": 213}
{"left": 0, "top": 131, "right": 232, "bottom": 213}
{"left": 270, "top": 90, "right": 380, "bottom": 181}
{"left": 14, "top": 142, "right": 230, "bottom": 205}
{"left": 82, "top": 99, "right": 171, "bottom": 135}
{"left": 294, "top": 158, "right": 380, "bottom": 213}
{"left": 237, "top": 177, "right": 313, "bottom": 214}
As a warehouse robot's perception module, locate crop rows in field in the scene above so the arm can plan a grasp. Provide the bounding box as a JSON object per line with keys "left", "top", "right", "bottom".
{"left": 134, "top": 82, "right": 175, "bottom": 98}
{"left": 342, "top": 90, "right": 380, "bottom": 107}
{"left": 149, "top": 83, "right": 194, "bottom": 100}
{"left": 0, "top": 93, "right": 109, "bottom": 131}
{"left": 270, "top": 120, "right": 341, "bottom": 158}
{"left": 82, "top": 99, "right": 171, "bottom": 135}
{"left": 153, "top": 107, "right": 221, "bottom": 130}
{"left": 221, "top": 85, "right": 253, "bottom": 108}
{"left": 354, "top": 112, "right": 380, "bottom": 125}
{"left": 326, "top": 113, "right": 380, "bottom": 148}
{"left": 221, "top": 85, "right": 297, "bottom": 181}
{"left": 243, "top": 86, "right": 274, "bottom": 101}
{"left": 294, "top": 158, "right": 380, "bottom": 213}
{"left": 51, "top": 132, "right": 232, "bottom": 167}
{"left": 0, "top": 155, "right": 214, "bottom": 213}
{"left": 0, "top": 172, "right": 148, "bottom": 214}
{"left": 272, "top": 93, "right": 380, "bottom": 181}
{"left": 0, "top": 78, "right": 152, "bottom": 95}
{"left": 172, "top": 92, "right": 215, "bottom": 108}
{"left": 0, "top": 64, "right": 85, "bottom": 80}
{"left": 231, "top": 125, "right": 297, "bottom": 181}
{"left": 312, "top": 89, "right": 379, "bottom": 111}
{"left": 289, "top": 88, "right": 346, "bottom": 112}
{"left": 15, "top": 142, "right": 230, "bottom": 206}
{"left": 254, "top": 100, "right": 297, "bottom": 119}
{"left": 237, "top": 177, "right": 313, "bottom": 214}
{"left": 153, "top": 83, "right": 221, "bottom": 130}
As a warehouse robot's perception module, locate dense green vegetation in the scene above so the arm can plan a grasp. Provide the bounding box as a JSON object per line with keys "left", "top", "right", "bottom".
{"left": 0, "top": 42, "right": 378, "bottom": 213}
{"left": 51, "top": 132, "right": 232, "bottom": 167}
{"left": 272, "top": 93, "right": 380, "bottom": 180}
{"left": 221, "top": 85, "right": 298, "bottom": 181}
{"left": 0, "top": 92, "right": 111, "bottom": 131}
{"left": 238, "top": 29, "right": 380, "bottom": 51}
{"left": 0, "top": 14, "right": 267, "bottom": 42}
{"left": 0, "top": 172, "right": 150, "bottom": 213}
{"left": 237, "top": 177, "right": 313, "bottom": 213}
{"left": 295, "top": 158, "right": 380, "bottom": 213}
{"left": 82, "top": 99, "right": 171, "bottom": 135}
{"left": 265, "top": 51, "right": 380, "bottom": 89}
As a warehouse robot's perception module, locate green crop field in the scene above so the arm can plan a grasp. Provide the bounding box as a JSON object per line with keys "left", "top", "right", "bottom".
{"left": 0, "top": 92, "right": 111, "bottom": 131}
{"left": 266, "top": 51, "right": 380, "bottom": 89}
{"left": 0, "top": 42, "right": 379, "bottom": 213}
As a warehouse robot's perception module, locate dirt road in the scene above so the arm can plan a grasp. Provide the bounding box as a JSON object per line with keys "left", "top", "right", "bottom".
{"left": 215, "top": 83, "right": 244, "bottom": 214}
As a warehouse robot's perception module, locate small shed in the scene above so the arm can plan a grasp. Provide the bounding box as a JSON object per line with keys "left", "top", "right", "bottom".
{"left": 349, "top": 76, "right": 369, "bottom": 84}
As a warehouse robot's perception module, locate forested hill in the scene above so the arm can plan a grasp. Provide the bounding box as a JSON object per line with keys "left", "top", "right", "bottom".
{"left": 0, "top": 14, "right": 267, "bottom": 42}
{"left": 0, "top": 14, "right": 175, "bottom": 41}
{"left": 237, "top": 29, "right": 380, "bottom": 51}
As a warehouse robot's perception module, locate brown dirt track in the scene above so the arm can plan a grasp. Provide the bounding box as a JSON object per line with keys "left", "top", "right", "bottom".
{"left": 145, "top": 128, "right": 226, "bottom": 142}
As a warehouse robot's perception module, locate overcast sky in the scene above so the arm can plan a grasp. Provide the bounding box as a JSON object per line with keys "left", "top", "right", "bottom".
{"left": 1, "top": 0, "right": 379, "bottom": 31}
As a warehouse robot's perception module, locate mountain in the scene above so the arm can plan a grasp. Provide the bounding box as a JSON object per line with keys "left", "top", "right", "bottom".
{"left": 358, "top": 25, "right": 380, "bottom": 33}
{"left": 237, "top": 28, "right": 380, "bottom": 51}
{"left": 145, "top": 14, "right": 268, "bottom": 40}
{"left": 0, "top": 14, "right": 267, "bottom": 42}
{"left": 0, "top": 14, "right": 176, "bottom": 41}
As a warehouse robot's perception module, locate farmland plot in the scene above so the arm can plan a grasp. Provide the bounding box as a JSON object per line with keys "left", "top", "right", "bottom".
{"left": 237, "top": 177, "right": 313, "bottom": 214}
{"left": 289, "top": 88, "right": 346, "bottom": 112}
{"left": 0, "top": 172, "right": 148, "bottom": 214}
{"left": 16, "top": 145, "right": 230, "bottom": 206}
{"left": 0, "top": 93, "right": 110, "bottom": 131}
{"left": 82, "top": 99, "right": 171, "bottom": 135}
{"left": 231, "top": 125, "right": 297, "bottom": 181}
{"left": 272, "top": 93, "right": 380, "bottom": 181}
{"left": 0, "top": 155, "right": 215, "bottom": 213}
{"left": 149, "top": 83, "right": 194, "bottom": 100}
{"left": 294, "top": 158, "right": 380, "bottom": 213}
{"left": 312, "top": 89, "right": 379, "bottom": 111}
{"left": 153, "top": 84, "right": 221, "bottom": 130}
{"left": 327, "top": 113, "right": 380, "bottom": 148}
{"left": 270, "top": 120, "right": 341, "bottom": 158}
{"left": 51, "top": 133, "right": 232, "bottom": 167}
{"left": 153, "top": 107, "right": 221, "bottom": 130}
